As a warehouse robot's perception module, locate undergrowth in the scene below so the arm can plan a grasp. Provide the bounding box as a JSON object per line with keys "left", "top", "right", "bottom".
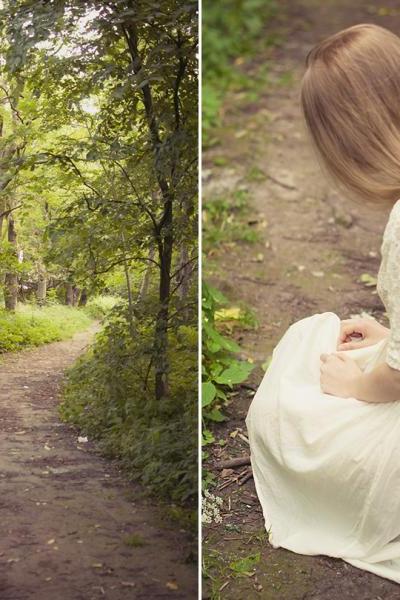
{"left": 203, "top": 0, "right": 277, "bottom": 143}
{"left": 0, "top": 304, "right": 92, "bottom": 353}
{"left": 84, "top": 295, "right": 119, "bottom": 319}
{"left": 60, "top": 301, "right": 197, "bottom": 520}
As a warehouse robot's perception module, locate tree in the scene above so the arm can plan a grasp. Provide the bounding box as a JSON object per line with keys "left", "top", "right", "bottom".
{"left": 1, "top": 0, "right": 198, "bottom": 399}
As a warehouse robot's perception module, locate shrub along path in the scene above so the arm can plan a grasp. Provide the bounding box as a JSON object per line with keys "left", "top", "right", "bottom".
{"left": 203, "top": 1, "right": 400, "bottom": 598}
{"left": 0, "top": 324, "right": 196, "bottom": 599}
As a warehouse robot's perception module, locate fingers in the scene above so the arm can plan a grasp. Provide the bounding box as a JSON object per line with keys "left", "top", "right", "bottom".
{"left": 321, "top": 352, "right": 351, "bottom": 364}
{"left": 338, "top": 319, "right": 365, "bottom": 343}
{"left": 337, "top": 340, "right": 367, "bottom": 351}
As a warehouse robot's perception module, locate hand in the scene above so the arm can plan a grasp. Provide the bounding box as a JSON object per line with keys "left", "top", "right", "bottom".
{"left": 320, "top": 352, "right": 363, "bottom": 398}
{"left": 337, "top": 318, "right": 389, "bottom": 351}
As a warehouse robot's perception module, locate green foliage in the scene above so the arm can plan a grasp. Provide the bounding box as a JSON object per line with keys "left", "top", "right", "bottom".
{"left": 203, "top": 189, "right": 260, "bottom": 247}
{"left": 60, "top": 304, "right": 197, "bottom": 508}
{"left": 1, "top": 0, "right": 198, "bottom": 512}
{"left": 0, "top": 304, "right": 92, "bottom": 353}
{"left": 203, "top": 0, "right": 277, "bottom": 140}
{"left": 0, "top": 1, "right": 198, "bottom": 509}
{"left": 84, "top": 295, "right": 119, "bottom": 319}
{"left": 359, "top": 273, "right": 377, "bottom": 288}
{"left": 229, "top": 552, "right": 261, "bottom": 577}
{"left": 202, "top": 282, "right": 254, "bottom": 443}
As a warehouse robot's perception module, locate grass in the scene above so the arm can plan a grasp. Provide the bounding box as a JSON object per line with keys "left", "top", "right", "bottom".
{"left": 0, "top": 303, "right": 93, "bottom": 353}
{"left": 123, "top": 534, "right": 146, "bottom": 548}
{"left": 203, "top": 189, "right": 261, "bottom": 249}
{"left": 202, "top": 0, "right": 278, "bottom": 145}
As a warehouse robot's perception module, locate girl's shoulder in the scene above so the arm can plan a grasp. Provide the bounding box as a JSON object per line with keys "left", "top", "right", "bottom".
{"left": 383, "top": 199, "right": 400, "bottom": 240}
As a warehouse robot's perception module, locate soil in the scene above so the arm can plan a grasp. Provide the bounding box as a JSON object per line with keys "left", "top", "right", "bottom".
{"left": 0, "top": 324, "right": 197, "bottom": 600}
{"left": 203, "top": 1, "right": 400, "bottom": 598}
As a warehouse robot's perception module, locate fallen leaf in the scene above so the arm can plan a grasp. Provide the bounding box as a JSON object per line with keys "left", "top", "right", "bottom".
{"left": 166, "top": 581, "right": 179, "bottom": 590}
{"left": 221, "top": 468, "right": 234, "bottom": 478}
{"left": 359, "top": 273, "right": 377, "bottom": 287}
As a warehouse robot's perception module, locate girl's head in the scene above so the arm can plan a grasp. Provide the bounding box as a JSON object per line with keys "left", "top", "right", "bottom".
{"left": 301, "top": 23, "right": 400, "bottom": 206}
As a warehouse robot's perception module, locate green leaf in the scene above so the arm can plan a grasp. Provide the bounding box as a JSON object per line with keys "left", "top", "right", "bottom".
{"left": 202, "top": 381, "right": 216, "bottom": 407}
{"left": 215, "top": 361, "right": 254, "bottom": 386}
{"left": 204, "top": 408, "right": 226, "bottom": 422}
{"left": 229, "top": 553, "right": 261, "bottom": 577}
{"left": 359, "top": 273, "right": 377, "bottom": 287}
{"left": 202, "top": 429, "right": 215, "bottom": 446}
{"left": 203, "top": 320, "right": 241, "bottom": 353}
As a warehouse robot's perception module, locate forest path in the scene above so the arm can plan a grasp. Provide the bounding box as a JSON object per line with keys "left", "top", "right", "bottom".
{"left": 203, "top": 1, "right": 400, "bottom": 598}
{"left": 0, "top": 325, "right": 196, "bottom": 600}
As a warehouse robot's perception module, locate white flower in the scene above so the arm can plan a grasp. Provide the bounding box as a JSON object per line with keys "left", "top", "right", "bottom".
{"left": 202, "top": 492, "right": 223, "bottom": 524}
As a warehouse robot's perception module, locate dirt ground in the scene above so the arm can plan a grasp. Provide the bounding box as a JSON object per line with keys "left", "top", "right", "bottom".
{"left": 0, "top": 325, "right": 197, "bottom": 600}
{"left": 203, "top": 1, "right": 400, "bottom": 598}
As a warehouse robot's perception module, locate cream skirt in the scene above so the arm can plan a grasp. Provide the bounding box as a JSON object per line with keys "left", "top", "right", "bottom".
{"left": 246, "top": 312, "right": 400, "bottom": 582}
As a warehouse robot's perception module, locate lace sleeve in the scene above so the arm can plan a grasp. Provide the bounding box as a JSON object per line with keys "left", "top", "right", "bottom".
{"left": 382, "top": 213, "right": 400, "bottom": 371}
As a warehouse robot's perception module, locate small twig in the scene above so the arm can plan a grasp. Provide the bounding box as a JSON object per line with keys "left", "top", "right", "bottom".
{"left": 238, "top": 469, "right": 254, "bottom": 486}
{"left": 217, "top": 456, "right": 251, "bottom": 470}
{"left": 238, "top": 433, "right": 250, "bottom": 445}
{"left": 240, "top": 383, "right": 257, "bottom": 392}
{"left": 235, "top": 276, "right": 275, "bottom": 287}
{"left": 266, "top": 173, "right": 296, "bottom": 190}
{"left": 0, "top": 204, "right": 23, "bottom": 219}
{"left": 219, "top": 479, "right": 235, "bottom": 491}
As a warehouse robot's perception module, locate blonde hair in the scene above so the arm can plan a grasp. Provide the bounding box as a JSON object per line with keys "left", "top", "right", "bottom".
{"left": 301, "top": 23, "right": 400, "bottom": 206}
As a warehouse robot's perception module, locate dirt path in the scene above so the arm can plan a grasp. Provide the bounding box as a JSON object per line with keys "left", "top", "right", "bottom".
{"left": 203, "top": 1, "right": 400, "bottom": 598}
{"left": 0, "top": 325, "right": 196, "bottom": 600}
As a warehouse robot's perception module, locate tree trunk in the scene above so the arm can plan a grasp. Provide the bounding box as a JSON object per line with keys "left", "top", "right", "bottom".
{"left": 66, "top": 283, "right": 74, "bottom": 306}
{"left": 4, "top": 215, "right": 18, "bottom": 311}
{"left": 36, "top": 276, "right": 47, "bottom": 306}
{"left": 73, "top": 286, "right": 80, "bottom": 307}
{"left": 122, "top": 21, "right": 175, "bottom": 401}
{"left": 136, "top": 246, "right": 154, "bottom": 303}
{"left": 154, "top": 208, "right": 173, "bottom": 401}
{"left": 120, "top": 231, "right": 135, "bottom": 337}
{"left": 78, "top": 288, "right": 88, "bottom": 307}
{"left": 36, "top": 263, "right": 47, "bottom": 306}
{"left": 177, "top": 243, "right": 192, "bottom": 302}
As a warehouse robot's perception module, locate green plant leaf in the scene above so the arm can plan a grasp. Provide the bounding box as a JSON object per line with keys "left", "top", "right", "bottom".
{"left": 204, "top": 408, "right": 226, "bottom": 422}
{"left": 229, "top": 552, "right": 261, "bottom": 577}
{"left": 202, "top": 381, "right": 217, "bottom": 407}
{"left": 215, "top": 361, "right": 254, "bottom": 386}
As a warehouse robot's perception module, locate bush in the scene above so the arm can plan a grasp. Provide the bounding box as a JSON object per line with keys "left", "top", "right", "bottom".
{"left": 84, "top": 295, "right": 119, "bottom": 319}
{"left": 0, "top": 304, "right": 92, "bottom": 353}
{"left": 60, "top": 303, "right": 198, "bottom": 510}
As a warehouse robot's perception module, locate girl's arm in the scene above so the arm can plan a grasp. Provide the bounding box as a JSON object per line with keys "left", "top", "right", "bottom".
{"left": 320, "top": 352, "right": 400, "bottom": 403}
{"left": 353, "top": 362, "right": 400, "bottom": 403}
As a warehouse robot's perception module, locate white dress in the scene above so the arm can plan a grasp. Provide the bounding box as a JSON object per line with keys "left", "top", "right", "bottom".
{"left": 246, "top": 198, "right": 400, "bottom": 582}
